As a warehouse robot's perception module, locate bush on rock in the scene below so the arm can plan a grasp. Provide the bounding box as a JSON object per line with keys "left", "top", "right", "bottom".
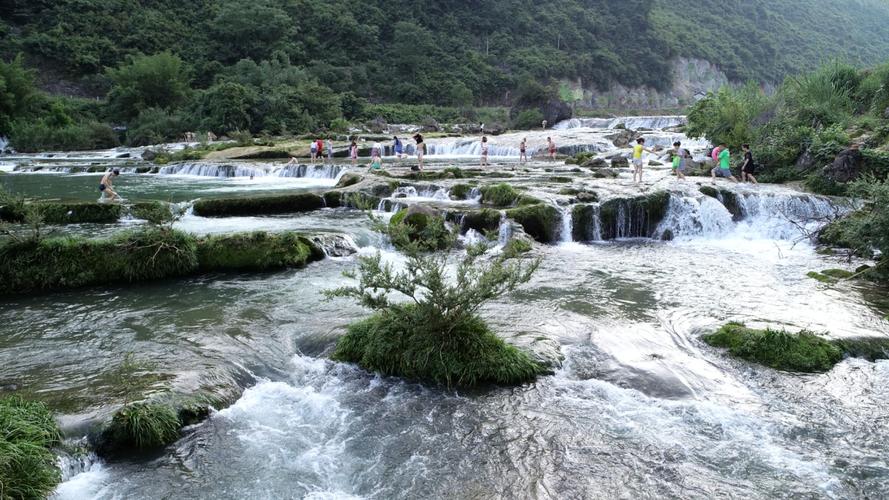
{"left": 326, "top": 244, "right": 545, "bottom": 387}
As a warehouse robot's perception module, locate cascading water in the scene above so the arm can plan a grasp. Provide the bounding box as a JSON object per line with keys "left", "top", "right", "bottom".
{"left": 554, "top": 116, "right": 687, "bottom": 130}
{"left": 559, "top": 206, "right": 574, "bottom": 243}
{"left": 655, "top": 191, "right": 841, "bottom": 241}
{"left": 158, "top": 162, "right": 345, "bottom": 180}
{"left": 497, "top": 212, "right": 512, "bottom": 246}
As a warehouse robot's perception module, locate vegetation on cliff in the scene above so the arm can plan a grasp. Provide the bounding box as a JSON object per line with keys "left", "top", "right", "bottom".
{"left": 4, "top": 1, "right": 889, "bottom": 150}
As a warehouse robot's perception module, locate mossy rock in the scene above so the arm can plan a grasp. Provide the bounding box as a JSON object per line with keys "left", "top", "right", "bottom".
{"left": 102, "top": 402, "right": 181, "bottom": 453}
{"left": 196, "top": 231, "right": 324, "bottom": 272}
{"left": 833, "top": 337, "right": 889, "bottom": 362}
{"left": 505, "top": 204, "right": 560, "bottom": 243}
{"left": 342, "top": 192, "right": 381, "bottom": 210}
{"left": 129, "top": 201, "right": 172, "bottom": 224}
{"left": 461, "top": 208, "right": 501, "bottom": 234}
{"left": 571, "top": 204, "right": 599, "bottom": 241}
{"left": 192, "top": 193, "right": 325, "bottom": 217}
{"left": 599, "top": 191, "right": 670, "bottom": 240}
{"left": 480, "top": 183, "right": 522, "bottom": 207}
{"left": 702, "top": 322, "right": 843, "bottom": 373}
{"left": 450, "top": 183, "right": 476, "bottom": 200}
{"left": 0, "top": 202, "right": 123, "bottom": 224}
{"left": 548, "top": 176, "right": 572, "bottom": 183}
{"left": 335, "top": 172, "right": 362, "bottom": 188}
{"left": 699, "top": 186, "right": 719, "bottom": 199}
{"left": 323, "top": 191, "right": 343, "bottom": 208}
{"left": 0, "top": 396, "right": 63, "bottom": 499}
{"left": 0, "top": 228, "right": 200, "bottom": 295}
{"left": 332, "top": 306, "right": 546, "bottom": 387}
{"left": 807, "top": 271, "right": 837, "bottom": 284}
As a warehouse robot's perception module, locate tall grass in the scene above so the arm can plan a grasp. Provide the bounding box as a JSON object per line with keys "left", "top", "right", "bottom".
{"left": 0, "top": 397, "right": 62, "bottom": 499}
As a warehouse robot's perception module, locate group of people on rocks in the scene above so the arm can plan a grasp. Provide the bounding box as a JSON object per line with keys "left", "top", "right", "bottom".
{"left": 629, "top": 137, "right": 759, "bottom": 185}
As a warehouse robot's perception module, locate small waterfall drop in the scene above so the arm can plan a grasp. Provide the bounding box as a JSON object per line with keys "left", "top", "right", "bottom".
{"left": 553, "top": 116, "right": 687, "bottom": 130}
{"left": 559, "top": 206, "right": 573, "bottom": 243}
{"left": 497, "top": 213, "right": 512, "bottom": 246}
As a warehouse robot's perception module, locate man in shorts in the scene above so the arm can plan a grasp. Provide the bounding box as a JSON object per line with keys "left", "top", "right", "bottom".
{"left": 99, "top": 169, "right": 121, "bottom": 201}
{"left": 711, "top": 144, "right": 738, "bottom": 184}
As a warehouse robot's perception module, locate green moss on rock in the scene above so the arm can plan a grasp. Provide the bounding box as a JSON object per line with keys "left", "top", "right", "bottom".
{"left": 103, "top": 402, "right": 181, "bottom": 452}
{"left": 0, "top": 229, "right": 199, "bottom": 295}
{"left": 0, "top": 201, "right": 122, "bottom": 224}
{"left": 505, "top": 204, "right": 560, "bottom": 243}
{"left": 193, "top": 193, "right": 325, "bottom": 217}
{"left": 702, "top": 322, "right": 843, "bottom": 373}
{"left": 481, "top": 183, "right": 522, "bottom": 207}
{"left": 599, "top": 192, "right": 670, "bottom": 240}
{"left": 0, "top": 396, "right": 62, "bottom": 499}
{"left": 197, "top": 231, "right": 323, "bottom": 272}
{"left": 450, "top": 183, "right": 476, "bottom": 200}
{"left": 333, "top": 306, "right": 545, "bottom": 387}
{"left": 461, "top": 208, "right": 501, "bottom": 234}
{"left": 129, "top": 201, "right": 172, "bottom": 224}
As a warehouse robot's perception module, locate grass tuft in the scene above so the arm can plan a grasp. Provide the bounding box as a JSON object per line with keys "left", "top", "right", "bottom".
{"left": 0, "top": 396, "right": 62, "bottom": 499}
{"left": 333, "top": 306, "right": 545, "bottom": 387}
{"left": 104, "top": 403, "right": 181, "bottom": 451}
{"left": 702, "top": 322, "right": 843, "bottom": 373}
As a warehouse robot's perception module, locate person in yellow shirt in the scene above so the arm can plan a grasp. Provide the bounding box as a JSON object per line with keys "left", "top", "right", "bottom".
{"left": 632, "top": 138, "right": 655, "bottom": 183}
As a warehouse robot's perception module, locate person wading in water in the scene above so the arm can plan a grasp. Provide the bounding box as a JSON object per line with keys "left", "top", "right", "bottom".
{"left": 99, "top": 169, "right": 121, "bottom": 202}
{"left": 413, "top": 133, "right": 425, "bottom": 170}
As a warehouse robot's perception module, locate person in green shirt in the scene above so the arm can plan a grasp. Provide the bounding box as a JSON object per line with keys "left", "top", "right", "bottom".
{"left": 711, "top": 143, "right": 738, "bottom": 184}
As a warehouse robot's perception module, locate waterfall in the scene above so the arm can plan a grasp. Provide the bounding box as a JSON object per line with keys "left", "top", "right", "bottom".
{"left": 418, "top": 141, "right": 524, "bottom": 157}
{"left": 590, "top": 204, "right": 602, "bottom": 241}
{"left": 158, "top": 162, "right": 344, "bottom": 179}
{"left": 0, "top": 136, "right": 9, "bottom": 153}
{"left": 559, "top": 206, "right": 573, "bottom": 243}
{"left": 497, "top": 213, "right": 512, "bottom": 246}
{"left": 655, "top": 195, "right": 734, "bottom": 240}
{"left": 655, "top": 191, "right": 841, "bottom": 241}
{"left": 553, "top": 116, "right": 687, "bottom": 130}
{"left": 468, "top": 187, "right": 482, "bottom": 202}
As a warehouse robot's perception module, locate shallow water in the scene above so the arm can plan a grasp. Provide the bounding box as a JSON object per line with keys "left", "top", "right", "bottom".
{"left": 2, "top": 132, "right": 888, "bottom": 499}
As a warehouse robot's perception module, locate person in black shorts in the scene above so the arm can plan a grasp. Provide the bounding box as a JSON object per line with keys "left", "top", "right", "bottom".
{"left": 740, "top": 144, "right": 758, "bottom": 184}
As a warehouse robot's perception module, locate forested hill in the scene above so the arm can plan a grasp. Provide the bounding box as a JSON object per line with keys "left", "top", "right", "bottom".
{"left": 3, "top": 0, "right": 889, "bottom": 105}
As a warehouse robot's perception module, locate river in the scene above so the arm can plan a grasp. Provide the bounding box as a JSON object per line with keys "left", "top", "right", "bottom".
{"left": 1, "top": 119, "right": 887, "bottom": 499}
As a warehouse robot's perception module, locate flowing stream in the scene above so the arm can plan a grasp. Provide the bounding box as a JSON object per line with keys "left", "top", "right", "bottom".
{"left": 1, "top": 120, "right": 888, "bottom": 499}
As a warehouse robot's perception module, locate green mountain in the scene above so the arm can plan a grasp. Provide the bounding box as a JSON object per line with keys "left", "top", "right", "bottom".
{"left": 4, "top": 0, "right": 889, "bottom": 103}
{"left": 2, "top": 0, "right": 889, "bottom": 150}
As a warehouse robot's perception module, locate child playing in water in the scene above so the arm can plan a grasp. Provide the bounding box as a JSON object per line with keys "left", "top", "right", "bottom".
{"left": 520, "top": 138, "right": 528, "bottom": 163}
{"left": 547, "top": 137, "right": 556, "bottom": 160}
{"left": 350, "top": 140, "right": 358, "bottom": 166}
{"left": 632, "top": 138, "right": 655, "bottom": 183}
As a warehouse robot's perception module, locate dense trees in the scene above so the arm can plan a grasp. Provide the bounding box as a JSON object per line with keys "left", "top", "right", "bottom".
{"left": 3, "top": 0, "right": 889, "bottom": 151}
